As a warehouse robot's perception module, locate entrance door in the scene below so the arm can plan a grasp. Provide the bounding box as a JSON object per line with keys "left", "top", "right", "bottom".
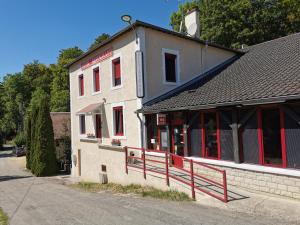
{"left": 172, "top": 126, "right": 184, "bottom": 168}
{"left": 95, "top": 114, "right": 102, "bottom": 139}
{"left": 203, "top": 112, "right": 219, "bottom": 159}
{"left": 261, "top": 108, "right": 283, "bottom": 166}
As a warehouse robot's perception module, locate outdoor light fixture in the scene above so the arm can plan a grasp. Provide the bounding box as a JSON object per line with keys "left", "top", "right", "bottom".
{"left": 121, "top": 15, "right": 132, "bottom": 24}
{"left": 121, "top": 14, "right": 138, "bottom": 44}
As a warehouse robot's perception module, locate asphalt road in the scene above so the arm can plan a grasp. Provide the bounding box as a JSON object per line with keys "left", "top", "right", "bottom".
{"left": 0, "top": 150, "right": 297, "bottom": 225}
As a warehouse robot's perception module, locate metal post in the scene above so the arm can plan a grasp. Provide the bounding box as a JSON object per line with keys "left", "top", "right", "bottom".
{"left": 190, "top": 160, "right": 196, "bottom": 200}
{"left": 142, "top": 148, "right": 146, "bottom": 179}
{"left": 165, "top": 151, "right": 169, "bottom": 186}
{"left": 223, "top": 171, "right": 228, "bottom": 203}
{"left": 125, "top": 146, "right": 128, "bottom": 174}
{"left": 232, "top": 109, "right": 241, "bottom": 163}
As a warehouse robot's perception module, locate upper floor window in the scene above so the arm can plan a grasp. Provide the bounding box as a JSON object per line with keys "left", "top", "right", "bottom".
{"left": 112, "top": 58, "right": 121, "bottom": 87}
{"left": 78, "top": 74, "right": 84, "bottom": 96}
{"left": 79, "top": 115, "right": 86, "bottom": 134}
{"left": 93, "top": 67, "right": 100, "bottom": 93}
{"left": 162, "top": 49, "right": 180, "bottom": 84}
{"left": 113, "top": 106, "right": 124, "bottom": 136}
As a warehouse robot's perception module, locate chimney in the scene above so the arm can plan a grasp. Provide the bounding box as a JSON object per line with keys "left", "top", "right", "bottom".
{"left": 184, "top": 8, "right": 200, "bottom": 38}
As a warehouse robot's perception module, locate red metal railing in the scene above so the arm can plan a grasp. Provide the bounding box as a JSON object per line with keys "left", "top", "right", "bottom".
{"left": 125, "top": 146, "right": 228, "bottom": 203}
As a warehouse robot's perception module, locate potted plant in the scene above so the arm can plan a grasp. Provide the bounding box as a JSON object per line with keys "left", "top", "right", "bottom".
{"left": 86, "top": 133, "right": 95, "bottom": 138}
{"left": 111, "top": 139, "right": 121, "bottom": 146}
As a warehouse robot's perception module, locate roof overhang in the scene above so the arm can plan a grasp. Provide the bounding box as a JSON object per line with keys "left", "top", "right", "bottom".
{"left": 76, "top": 103, "right": 103, "bottom": 115}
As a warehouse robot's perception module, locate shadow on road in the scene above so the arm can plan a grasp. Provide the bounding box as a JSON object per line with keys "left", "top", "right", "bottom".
{"left": 0, "top": 151, "right": 14, "bottom": 158}
{"left": 0, "top": 175, "right": 32, "bottom": 182}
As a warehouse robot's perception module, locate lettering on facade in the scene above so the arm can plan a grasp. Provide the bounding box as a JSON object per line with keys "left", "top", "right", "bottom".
{"left": 81, "top": 48, "right": 113, "bottom": 70}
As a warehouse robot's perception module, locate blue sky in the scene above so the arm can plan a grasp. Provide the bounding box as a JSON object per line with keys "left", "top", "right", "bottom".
{"left": 0, "top": 0, "right": 180, "bottom": 80}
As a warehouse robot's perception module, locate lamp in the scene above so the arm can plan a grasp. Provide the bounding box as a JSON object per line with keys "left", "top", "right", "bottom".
{"left": 121, "top": 14, "right": 138, "bottom": 44}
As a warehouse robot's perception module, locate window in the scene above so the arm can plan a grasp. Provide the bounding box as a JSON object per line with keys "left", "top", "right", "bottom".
{"left": 93, "top": 67, "right": 100, "bottom": 92}
{"left": 113, "top": 106, "right": 123, "bottom": 136}
{"left": 78, "top": 75, "right": 84, "bottom": 96}
{"left": 258, "top": 108, "right": 286, "bottom": 167}
{"left": 79, "top": 115, "right": 86, "bottom": 134}
{"left": 95, "top": 114, "right": 102, "bottom": 139}
{"left": 112, "top": 58, "right": 121, "bottom": 87}
{"left": 201, "top": 112, "right": 220, "bottom": 159}
{"left": 164, "top": 53, "right": 177, "bottom": 83}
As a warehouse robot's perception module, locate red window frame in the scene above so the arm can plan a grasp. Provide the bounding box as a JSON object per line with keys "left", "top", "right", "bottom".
{"left": 113, "top": 106, "right": 124, "bottom": 136}
{"left": 79, "top": 115, "right": 86, "bottom": 134}
{"left": 93, "top": 67, "right": 100, "bottom": 92}
{"left": 113, "top": 58, "right": 121, "bottom": 86}
{"left": 78, "top": 74, "right": 84, "bottom": 96}
{"left": 257, "top": 106, "right": 287, "bottom": 168}
{"left": 200, "top": 111, "right": 221, "bottom": 160}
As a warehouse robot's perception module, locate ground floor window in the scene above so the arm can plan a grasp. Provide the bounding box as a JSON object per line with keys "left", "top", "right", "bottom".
{"left": 202, "top": 112, "right": 220, "bottom": 159}
{"left": 95, "top": 114, "right": 102, "bottom": 139}
{"left": 113, "top": 106, "right": 124, "bottom": 136}
{"left": 146, "top": 115, "right": 158, "bottom": 149}
{"left": 79, "top": 115, "right": 86, "bottom": 134}
{"left": 258, "top": 107, "right": 286, "bottom": 167}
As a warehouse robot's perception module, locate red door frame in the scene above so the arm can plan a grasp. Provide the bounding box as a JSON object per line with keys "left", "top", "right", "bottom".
{"left": 256, "top": 106, "right": 287, "bottom": 168}
{"left": 201, "top": 111, "right": 221, "bottom": 160}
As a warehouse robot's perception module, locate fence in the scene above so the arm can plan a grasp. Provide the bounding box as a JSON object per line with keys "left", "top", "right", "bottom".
{"left": 125, "top": 146, "right": 228, "bottom": 203}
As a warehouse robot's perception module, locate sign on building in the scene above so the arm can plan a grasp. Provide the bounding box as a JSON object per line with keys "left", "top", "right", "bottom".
{"left": 135, "top": 50, "right": 144, "bottom": 98}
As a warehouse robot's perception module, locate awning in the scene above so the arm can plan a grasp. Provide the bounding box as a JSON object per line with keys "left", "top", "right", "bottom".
{"left": 76, "top": 103, "right": 103, "bottom": 115}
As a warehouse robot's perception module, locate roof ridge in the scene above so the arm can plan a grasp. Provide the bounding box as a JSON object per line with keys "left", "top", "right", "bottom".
{"left": 248, "top": 32, "right": 300, "bottom": 49}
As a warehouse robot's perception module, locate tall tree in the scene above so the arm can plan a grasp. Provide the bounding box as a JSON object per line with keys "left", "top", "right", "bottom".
{"left": 50, "top": 47, "right": 83, "bottom": 112}
{"left": 170, "top": 0, "right": 300, "bottom": 48}
{"left": 89, "top": 33, "right": 110, "bottom": 50}
{"left": 23, "top": 60, "right": 53, "bottom": 94}
{"left": 30, "top": 89, "right": 57, "bottom": 176}
{"left": 0, "top": 73, "right": 30, "bottom": 134}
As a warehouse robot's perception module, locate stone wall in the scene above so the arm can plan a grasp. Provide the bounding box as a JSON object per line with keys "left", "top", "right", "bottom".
{"left": 189, "top": 162, "right": 300, "bottom": 200}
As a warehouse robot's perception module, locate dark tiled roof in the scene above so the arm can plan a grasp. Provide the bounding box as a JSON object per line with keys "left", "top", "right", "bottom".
{"left": 142, "top": 33, "right": 300, "bottom": 113}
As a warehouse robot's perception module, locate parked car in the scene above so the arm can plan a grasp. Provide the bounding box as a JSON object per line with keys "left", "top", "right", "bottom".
{"left": 14, "top": 146, "right": 26, "bottom": 157}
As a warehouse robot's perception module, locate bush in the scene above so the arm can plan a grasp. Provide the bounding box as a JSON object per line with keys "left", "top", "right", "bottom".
{"left": 14, "top": 132, "right": 26, "bottom": 147}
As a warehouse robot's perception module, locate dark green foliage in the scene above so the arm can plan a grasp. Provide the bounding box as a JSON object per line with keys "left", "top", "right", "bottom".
{"left": 88, "top": 33, "right": 110, "bottom": 50}
{"left": 30, "top": 89, "right": 57, "bottom": 176}
{"left": 50, "top": 47, "right": 83, "bottom": 112}
{"left": 170, "top": 0, "right": 300, "bottom": 48}
{"left": 14, "top": 132, "right": 26, "bottom": 147}
{"left": 25, "top": 113, "right": 32, "bottom": 169}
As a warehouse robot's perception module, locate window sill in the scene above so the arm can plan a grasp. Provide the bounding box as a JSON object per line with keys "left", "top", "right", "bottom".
{"left": 80, "top": 137, "right": 99, "bottom": 143}
{"left": 92, "top": 91, "right": 101, "bottom": 96}
{"left": 111, "top": 84, "right": 123, "bottom": 90}
{"left": 186, "top": 157, "right": 300, "bottom": 178}
{"left": 77, "top": 95, "right": 85, "bottom": 99}
{"left": 163, "top": 81, "right": 180, "bottom": 86}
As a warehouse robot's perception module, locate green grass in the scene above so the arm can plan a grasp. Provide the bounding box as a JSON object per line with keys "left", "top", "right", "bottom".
{"left": 71, "top": 182, "right": 191, "bottom": 201}
{"left": 0, "top": 208, "right": 8, "bottom": 225}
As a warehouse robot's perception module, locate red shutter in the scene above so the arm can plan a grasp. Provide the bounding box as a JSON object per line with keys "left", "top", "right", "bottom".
{"left": 79, "top": 75, "right": 84, "bottom": 96}
{"left": 114, "top": 59, "right": 121, "bottom": 79}
{"left": 94, "top": 69, "right": 100, "bottom": 92}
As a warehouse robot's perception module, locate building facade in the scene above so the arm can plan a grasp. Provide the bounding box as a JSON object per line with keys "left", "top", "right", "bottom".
{"left": 67, "top": 16, "right": 300, "bottom": 200}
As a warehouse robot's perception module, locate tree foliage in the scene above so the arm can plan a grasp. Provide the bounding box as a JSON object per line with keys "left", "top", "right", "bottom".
{"left": 89, "top": 33, "right": 110, "bottom": 50}
{"left": 29, "top": 89, "right": 57, "bottom": 176}
{"left": 170, "top": 0, "right": 300, "bottom": 48}
{"left": 50, "top": 47, "right": 83, "bottom": 112}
